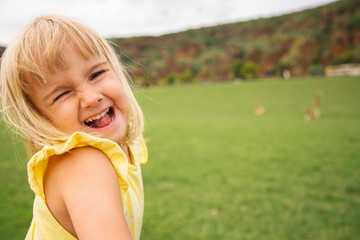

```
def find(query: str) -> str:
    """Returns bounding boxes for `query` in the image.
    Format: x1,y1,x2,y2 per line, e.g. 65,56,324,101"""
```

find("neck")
120,143,132,164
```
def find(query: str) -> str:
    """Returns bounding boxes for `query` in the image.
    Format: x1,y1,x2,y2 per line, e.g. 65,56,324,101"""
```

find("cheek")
47,104,80,133
118,90,131,116
106,82,130,111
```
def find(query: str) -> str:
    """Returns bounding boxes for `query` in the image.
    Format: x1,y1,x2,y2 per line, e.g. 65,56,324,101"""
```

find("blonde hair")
1,15,144,155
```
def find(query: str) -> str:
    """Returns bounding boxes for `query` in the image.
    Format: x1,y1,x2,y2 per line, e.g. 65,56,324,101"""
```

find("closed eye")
54,90,71,102
90,70,106,80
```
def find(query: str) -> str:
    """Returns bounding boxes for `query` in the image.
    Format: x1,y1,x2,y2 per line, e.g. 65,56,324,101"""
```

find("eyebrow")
43,60,109,103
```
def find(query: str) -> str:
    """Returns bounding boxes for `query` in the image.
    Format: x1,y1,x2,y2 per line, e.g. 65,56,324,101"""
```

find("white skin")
28,44,133,239
30,45,130,146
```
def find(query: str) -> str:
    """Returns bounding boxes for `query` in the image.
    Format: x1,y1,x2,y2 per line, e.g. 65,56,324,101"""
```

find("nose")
79,86,103,108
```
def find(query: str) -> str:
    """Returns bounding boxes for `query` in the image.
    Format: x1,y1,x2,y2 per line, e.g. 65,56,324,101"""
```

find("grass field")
1,76,359,239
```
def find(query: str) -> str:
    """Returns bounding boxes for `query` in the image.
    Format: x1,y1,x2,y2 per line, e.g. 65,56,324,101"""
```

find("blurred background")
1,0,360,239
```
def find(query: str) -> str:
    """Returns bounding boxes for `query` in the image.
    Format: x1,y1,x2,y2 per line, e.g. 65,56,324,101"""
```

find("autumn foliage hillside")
110,0,360,85
0,0,359,85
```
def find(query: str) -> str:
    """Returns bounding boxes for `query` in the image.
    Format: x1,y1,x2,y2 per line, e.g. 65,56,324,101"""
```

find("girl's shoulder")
44,144,120,192
46,146,113,179
28,132,130,199
42,145,120,237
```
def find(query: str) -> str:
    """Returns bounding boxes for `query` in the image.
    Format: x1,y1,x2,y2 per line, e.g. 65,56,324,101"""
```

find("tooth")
85,108,110,123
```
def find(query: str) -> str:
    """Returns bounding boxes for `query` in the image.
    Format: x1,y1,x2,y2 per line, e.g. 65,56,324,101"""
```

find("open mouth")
84,107,114,128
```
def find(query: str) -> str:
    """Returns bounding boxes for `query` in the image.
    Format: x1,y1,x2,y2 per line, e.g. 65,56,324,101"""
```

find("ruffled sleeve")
138,135,148,165
27,132,131,200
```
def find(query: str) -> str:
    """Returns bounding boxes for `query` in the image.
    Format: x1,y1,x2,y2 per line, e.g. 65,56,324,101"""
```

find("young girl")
1,15,147,240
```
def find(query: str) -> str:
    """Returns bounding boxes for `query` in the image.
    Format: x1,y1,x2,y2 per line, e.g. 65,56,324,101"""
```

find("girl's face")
28,45,130,144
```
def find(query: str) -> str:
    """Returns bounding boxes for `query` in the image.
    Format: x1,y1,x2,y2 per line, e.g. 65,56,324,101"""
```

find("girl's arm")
44,147,133,240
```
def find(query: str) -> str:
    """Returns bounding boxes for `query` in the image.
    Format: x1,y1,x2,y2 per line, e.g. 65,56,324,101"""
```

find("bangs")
20,15,106,86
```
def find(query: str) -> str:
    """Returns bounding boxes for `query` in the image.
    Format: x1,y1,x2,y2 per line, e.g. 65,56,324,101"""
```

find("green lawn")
1,76,360,239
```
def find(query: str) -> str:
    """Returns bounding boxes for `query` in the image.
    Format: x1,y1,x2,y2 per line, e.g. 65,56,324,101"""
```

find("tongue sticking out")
91,114,112,128
86,108,114,128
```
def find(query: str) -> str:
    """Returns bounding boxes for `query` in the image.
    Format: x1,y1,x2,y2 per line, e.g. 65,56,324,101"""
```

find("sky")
0,0,336,46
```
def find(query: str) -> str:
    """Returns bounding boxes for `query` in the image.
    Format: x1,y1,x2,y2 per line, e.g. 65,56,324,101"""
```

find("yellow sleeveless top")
25,132,148,240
